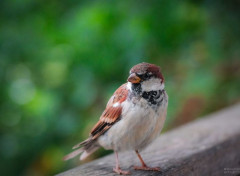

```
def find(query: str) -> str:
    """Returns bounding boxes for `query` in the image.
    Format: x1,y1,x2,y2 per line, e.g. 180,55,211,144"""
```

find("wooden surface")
57,103,240,176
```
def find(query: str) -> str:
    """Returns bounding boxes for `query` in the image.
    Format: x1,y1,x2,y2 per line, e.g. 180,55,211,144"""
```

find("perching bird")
63,62,168,175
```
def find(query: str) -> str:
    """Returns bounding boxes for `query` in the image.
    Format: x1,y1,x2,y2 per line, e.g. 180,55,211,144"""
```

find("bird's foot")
113,167,131,175
133,165,161,171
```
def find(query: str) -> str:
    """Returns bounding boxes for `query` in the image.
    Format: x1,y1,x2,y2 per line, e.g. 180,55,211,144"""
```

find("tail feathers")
63,148,83,161
72,138,91,149
79,146,99,160
63,138,99,161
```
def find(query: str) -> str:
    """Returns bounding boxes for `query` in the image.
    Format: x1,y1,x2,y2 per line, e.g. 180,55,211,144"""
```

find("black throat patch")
131,83,163,105
142,90,163,105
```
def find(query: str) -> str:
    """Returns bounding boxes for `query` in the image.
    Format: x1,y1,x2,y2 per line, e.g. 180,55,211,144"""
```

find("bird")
63,62,168,175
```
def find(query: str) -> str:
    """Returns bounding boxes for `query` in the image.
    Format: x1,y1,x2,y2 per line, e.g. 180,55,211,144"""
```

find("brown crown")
130,62,164,82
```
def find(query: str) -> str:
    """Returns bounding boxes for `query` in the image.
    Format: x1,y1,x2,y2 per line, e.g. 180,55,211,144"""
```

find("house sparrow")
63,62,168,175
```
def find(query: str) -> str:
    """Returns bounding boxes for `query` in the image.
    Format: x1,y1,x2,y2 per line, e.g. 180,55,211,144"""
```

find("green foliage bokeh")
0,0,240,175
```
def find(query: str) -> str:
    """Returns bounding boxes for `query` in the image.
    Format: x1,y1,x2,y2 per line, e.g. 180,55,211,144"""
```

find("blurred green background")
0,0,240,175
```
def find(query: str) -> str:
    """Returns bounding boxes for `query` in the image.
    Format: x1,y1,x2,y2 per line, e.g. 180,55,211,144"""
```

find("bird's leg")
133,150,161,171
113,151,131,175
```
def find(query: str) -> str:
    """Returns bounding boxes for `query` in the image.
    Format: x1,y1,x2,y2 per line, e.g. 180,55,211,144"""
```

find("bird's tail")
63,138,99,161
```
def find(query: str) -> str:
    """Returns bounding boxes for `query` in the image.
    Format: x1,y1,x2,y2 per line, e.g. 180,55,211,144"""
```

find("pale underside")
98,92,168,151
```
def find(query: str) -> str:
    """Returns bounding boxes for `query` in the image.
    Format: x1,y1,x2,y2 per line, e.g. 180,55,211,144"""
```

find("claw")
133,165,161,171
113,167,131,175
134,150,161,172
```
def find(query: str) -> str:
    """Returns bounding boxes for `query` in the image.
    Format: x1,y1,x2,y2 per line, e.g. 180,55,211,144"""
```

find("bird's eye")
147,72,152,77
143,72,152,79
143,73,149,79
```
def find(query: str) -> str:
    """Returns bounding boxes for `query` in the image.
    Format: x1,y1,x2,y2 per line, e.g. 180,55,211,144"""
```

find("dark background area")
0,0,240,175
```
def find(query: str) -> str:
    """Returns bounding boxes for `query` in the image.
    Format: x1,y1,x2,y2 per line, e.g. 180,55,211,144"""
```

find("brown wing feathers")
89,83,127,137
63,84,128,160
72,84,128,150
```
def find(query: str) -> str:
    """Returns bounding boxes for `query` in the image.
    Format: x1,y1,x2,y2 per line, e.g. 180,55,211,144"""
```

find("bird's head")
127,62,165,92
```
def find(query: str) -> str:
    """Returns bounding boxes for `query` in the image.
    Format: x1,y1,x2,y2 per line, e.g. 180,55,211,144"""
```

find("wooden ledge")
57,103,240,176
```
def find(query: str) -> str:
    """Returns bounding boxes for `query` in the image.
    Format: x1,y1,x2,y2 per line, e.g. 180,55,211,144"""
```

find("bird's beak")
127,73,141,83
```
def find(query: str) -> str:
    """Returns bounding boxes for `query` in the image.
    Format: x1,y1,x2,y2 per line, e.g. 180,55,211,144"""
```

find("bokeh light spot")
8,78,36,105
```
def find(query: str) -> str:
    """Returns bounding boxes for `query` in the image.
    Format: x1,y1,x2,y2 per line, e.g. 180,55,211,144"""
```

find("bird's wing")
71,83,129,150
90,83,129,139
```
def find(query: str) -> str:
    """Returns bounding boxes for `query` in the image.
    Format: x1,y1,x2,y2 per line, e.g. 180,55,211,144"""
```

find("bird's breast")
98,94,168,151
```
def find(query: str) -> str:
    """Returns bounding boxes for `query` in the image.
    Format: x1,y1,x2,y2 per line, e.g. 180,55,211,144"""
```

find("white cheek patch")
141,78,164,91
113,102,120,107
